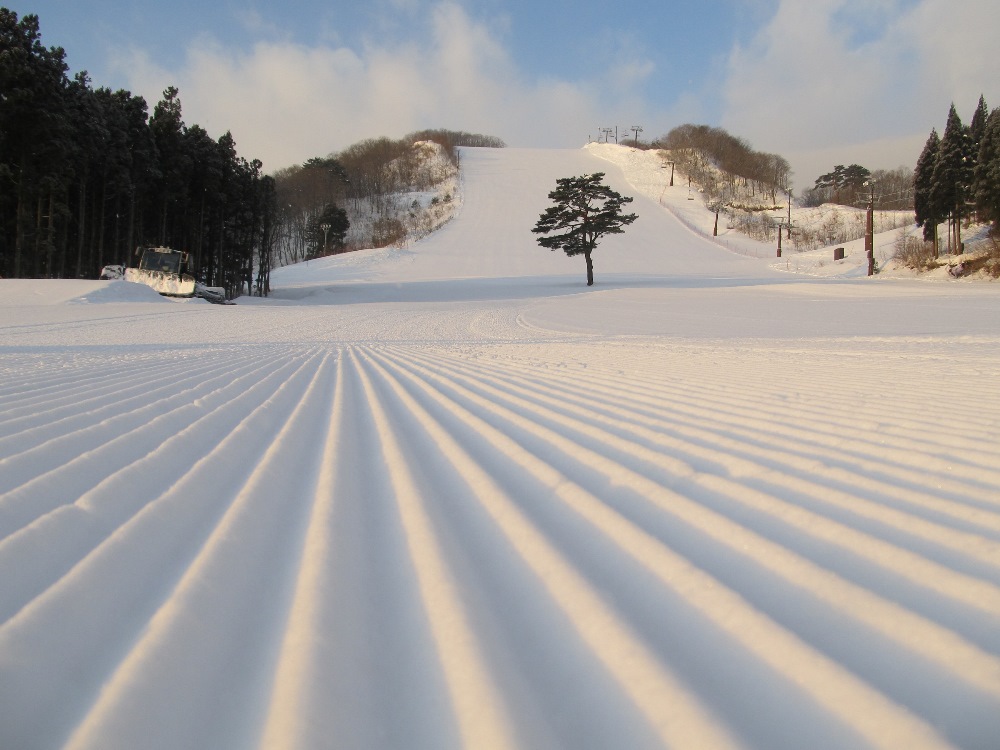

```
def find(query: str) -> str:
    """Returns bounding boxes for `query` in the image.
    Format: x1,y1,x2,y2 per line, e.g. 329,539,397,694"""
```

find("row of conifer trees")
914,95,1000,255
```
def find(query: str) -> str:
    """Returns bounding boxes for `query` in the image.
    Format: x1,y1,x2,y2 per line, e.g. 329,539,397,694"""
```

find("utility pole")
855,181,877,275
786,190,793,239
774,215,795,257
865,185,875,276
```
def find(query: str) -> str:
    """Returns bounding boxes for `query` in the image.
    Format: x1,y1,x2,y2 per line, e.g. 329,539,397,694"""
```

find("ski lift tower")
663,160,675,186
320,223,331,256
773,213,796,257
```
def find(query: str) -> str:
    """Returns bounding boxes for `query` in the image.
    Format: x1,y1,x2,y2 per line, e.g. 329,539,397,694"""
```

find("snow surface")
1,146,999,750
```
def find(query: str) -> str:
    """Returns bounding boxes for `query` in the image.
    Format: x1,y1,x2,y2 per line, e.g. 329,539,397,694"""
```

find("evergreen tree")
0,10,73,277
181,124,214,274
255,175,279,296
112,89,157,261
913,128,942,250
974,108,1000,229
970,94,989,156
148,86,191,246
532,173,637,286
211,131,243,294
309,203,350,256
65,74,109,277
930,104,974,253
813,164,870,205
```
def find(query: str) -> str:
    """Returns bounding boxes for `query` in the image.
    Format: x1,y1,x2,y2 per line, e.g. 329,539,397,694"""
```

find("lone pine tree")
532,173,637,286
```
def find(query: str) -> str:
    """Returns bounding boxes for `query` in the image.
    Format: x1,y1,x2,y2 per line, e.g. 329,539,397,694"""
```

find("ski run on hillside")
1,146,999,750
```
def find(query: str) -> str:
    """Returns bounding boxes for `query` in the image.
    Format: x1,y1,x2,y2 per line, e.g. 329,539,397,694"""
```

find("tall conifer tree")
930,105,974,253
914,128,942,253
974,108,1000,229
970,94,990,156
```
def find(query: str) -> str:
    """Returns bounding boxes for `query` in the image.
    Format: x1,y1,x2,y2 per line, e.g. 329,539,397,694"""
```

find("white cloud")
896,0,1000,108
112,1,637,172
719,0,1000,188
233,8,286,40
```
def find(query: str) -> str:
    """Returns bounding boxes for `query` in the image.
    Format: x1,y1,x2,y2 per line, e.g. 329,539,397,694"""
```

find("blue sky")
9,0,999,189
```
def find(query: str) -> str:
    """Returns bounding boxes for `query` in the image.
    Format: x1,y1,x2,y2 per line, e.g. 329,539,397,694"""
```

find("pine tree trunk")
160,199,169,246
14,176,25,278
35,194,44,276
127,191,136,260
46,192,56,277
97,179,108,271
113,194,121,267
585,249,594,286
76,178,86,277
196,189,205,272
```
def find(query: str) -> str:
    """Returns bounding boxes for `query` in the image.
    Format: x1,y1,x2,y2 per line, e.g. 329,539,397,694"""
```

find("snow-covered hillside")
1,146,999,750
344,140,462,251
586,143,997,281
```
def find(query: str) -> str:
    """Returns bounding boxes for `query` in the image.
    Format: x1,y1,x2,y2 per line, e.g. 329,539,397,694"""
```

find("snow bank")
1,279,169,306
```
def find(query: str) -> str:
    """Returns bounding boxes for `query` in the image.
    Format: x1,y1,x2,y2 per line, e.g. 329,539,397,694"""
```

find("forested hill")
269,130,506,271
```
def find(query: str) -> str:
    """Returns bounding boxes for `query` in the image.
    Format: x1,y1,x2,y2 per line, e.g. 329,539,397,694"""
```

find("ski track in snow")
1,147,999,750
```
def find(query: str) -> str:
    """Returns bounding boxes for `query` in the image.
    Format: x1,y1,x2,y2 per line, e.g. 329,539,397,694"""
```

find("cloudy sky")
11,0,999,190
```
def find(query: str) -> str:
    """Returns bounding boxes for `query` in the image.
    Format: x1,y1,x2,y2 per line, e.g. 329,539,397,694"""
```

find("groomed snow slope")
1,147,999,750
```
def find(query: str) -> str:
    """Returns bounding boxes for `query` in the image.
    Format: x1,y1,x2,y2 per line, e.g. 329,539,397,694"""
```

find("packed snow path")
1,148,999,750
